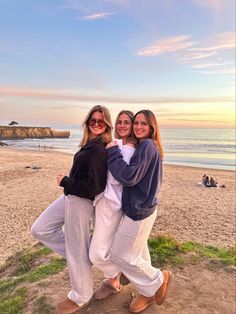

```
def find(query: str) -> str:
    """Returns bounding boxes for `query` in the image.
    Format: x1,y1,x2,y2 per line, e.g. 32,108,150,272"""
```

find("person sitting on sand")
203,175,211,187
210,177,218,187
202,174,206,184
201,175,225,188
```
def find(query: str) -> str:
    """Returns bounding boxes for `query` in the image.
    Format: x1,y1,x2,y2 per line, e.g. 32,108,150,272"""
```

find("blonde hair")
114,110,137,146
134,110,164,159
79,105,112,147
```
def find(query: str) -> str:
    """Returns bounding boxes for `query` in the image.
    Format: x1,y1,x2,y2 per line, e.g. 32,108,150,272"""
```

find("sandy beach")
0,147,235,264
0,146,235,314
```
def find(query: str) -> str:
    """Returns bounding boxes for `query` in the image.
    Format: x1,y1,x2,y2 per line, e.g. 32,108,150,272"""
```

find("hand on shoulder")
106,140,118,149
125,142,136,148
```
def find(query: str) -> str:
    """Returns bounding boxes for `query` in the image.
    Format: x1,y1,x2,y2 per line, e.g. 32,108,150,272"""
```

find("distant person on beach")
95,110,172,313
202,175,211,187
201,174,225,188
30,105,112,314
209,177,218,187
89,110,137,298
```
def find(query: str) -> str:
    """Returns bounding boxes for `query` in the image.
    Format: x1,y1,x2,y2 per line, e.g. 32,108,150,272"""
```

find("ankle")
108,277,120,289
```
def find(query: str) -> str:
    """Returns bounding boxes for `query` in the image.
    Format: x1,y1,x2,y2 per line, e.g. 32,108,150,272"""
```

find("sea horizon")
1,125,235,171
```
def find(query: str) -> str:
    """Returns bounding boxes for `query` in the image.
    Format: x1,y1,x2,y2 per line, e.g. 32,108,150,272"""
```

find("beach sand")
0,147,235,263
0,147,235,314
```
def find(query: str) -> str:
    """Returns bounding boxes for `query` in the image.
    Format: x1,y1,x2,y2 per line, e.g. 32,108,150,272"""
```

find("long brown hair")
134,110,164,159
114,110,137,146
79,105,112,147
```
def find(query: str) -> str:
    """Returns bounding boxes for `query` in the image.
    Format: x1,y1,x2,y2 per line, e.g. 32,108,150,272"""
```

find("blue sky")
0,0,235,128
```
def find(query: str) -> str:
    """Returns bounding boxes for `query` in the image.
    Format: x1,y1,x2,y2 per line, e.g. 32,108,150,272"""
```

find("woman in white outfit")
30,105,112,314
105,110,172,313
89,110,137,298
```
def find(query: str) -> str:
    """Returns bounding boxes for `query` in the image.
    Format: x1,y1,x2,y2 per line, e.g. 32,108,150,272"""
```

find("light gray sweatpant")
110,210,164,297
30,194,94,305
89,196,152,279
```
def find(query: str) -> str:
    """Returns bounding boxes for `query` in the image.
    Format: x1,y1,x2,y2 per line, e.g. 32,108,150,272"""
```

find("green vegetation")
0,238,235,313
0,258,66,295
181,241,236,266
0,244,52,275
148,235,236,267
35,295,56,314
0,287,27,314
0,243,66,313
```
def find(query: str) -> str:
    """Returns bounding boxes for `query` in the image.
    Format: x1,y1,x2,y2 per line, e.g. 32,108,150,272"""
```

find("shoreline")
2,145,235,172
0,147,235,264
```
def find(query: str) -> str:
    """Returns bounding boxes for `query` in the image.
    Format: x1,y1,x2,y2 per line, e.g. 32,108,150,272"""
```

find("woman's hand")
56,174,64,186
106,140,118,149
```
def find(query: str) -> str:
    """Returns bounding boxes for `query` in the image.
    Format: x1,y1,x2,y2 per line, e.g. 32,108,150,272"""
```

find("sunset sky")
0,0,235,128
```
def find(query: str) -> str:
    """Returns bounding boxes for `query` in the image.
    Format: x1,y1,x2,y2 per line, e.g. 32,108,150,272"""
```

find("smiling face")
133,113,151,140
115,113,133,140
88,111,107,139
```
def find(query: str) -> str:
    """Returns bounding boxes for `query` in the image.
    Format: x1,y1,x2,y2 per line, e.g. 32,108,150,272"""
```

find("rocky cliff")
0,126,70,139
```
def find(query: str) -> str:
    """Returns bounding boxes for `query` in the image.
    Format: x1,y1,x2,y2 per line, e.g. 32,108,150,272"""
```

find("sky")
0,0,235,128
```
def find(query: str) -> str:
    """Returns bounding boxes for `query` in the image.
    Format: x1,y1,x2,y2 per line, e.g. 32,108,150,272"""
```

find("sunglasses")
88,118,106,128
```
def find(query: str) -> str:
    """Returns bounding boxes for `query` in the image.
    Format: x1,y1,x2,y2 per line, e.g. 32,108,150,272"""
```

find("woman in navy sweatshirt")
31,105,112,314
106,109,172,313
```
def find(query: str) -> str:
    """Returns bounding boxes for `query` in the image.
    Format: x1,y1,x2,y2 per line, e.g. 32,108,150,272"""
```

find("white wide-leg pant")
89,197,123,278
89,197,152,279
31,194,94,305
110,210,164,297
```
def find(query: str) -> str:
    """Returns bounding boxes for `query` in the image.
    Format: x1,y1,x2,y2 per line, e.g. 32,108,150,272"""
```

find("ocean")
2,126,235,171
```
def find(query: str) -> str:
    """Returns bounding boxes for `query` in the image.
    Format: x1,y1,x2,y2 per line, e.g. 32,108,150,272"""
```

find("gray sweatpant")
31,194,94,305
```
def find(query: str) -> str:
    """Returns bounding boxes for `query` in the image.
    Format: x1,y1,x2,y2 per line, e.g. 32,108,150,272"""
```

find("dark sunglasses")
88,118,106,128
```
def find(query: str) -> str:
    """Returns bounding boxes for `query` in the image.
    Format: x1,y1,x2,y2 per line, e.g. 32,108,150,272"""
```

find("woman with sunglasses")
105,110,172,313
31,105,112,314
89,110,137,298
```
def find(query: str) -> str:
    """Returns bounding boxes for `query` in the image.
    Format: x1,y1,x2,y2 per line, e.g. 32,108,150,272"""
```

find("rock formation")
0,126,70,139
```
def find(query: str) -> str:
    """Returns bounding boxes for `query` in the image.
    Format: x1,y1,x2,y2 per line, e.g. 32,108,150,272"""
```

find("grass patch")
0,287,27,314
0,258,66,296
0,244,66,313
0,238,234,314
0,244,52,276
182,242,236,266
149,236,236,267
148,236,182,266
35,295,56,314
22,257,67,282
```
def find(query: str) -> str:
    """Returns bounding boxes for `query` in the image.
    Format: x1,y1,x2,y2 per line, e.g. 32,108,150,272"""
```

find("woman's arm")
108,140,160,187
60,144,107,199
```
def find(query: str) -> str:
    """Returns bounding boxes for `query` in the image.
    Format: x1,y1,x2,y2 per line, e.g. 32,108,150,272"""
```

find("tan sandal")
94,279,122,300
155,270,172,305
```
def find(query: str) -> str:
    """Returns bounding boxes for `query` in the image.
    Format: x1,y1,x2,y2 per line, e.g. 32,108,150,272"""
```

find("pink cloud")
191,61,231,68
192,0,222,11
181,51,217,61
80,11,116,20
0,85,233,104
137,35,196,56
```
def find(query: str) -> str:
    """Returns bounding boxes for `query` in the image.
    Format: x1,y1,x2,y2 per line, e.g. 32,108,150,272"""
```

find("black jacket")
60,137,107,200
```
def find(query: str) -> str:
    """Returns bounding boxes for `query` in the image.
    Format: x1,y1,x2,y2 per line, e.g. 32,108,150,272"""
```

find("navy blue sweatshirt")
60,137,107,200
107,139,162,221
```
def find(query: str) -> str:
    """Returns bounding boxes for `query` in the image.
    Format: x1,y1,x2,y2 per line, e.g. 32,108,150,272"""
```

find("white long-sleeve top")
93,139,135,210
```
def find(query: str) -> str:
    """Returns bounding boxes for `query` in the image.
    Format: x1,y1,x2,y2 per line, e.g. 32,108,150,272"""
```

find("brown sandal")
94,279,122,300
155,270,172,305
